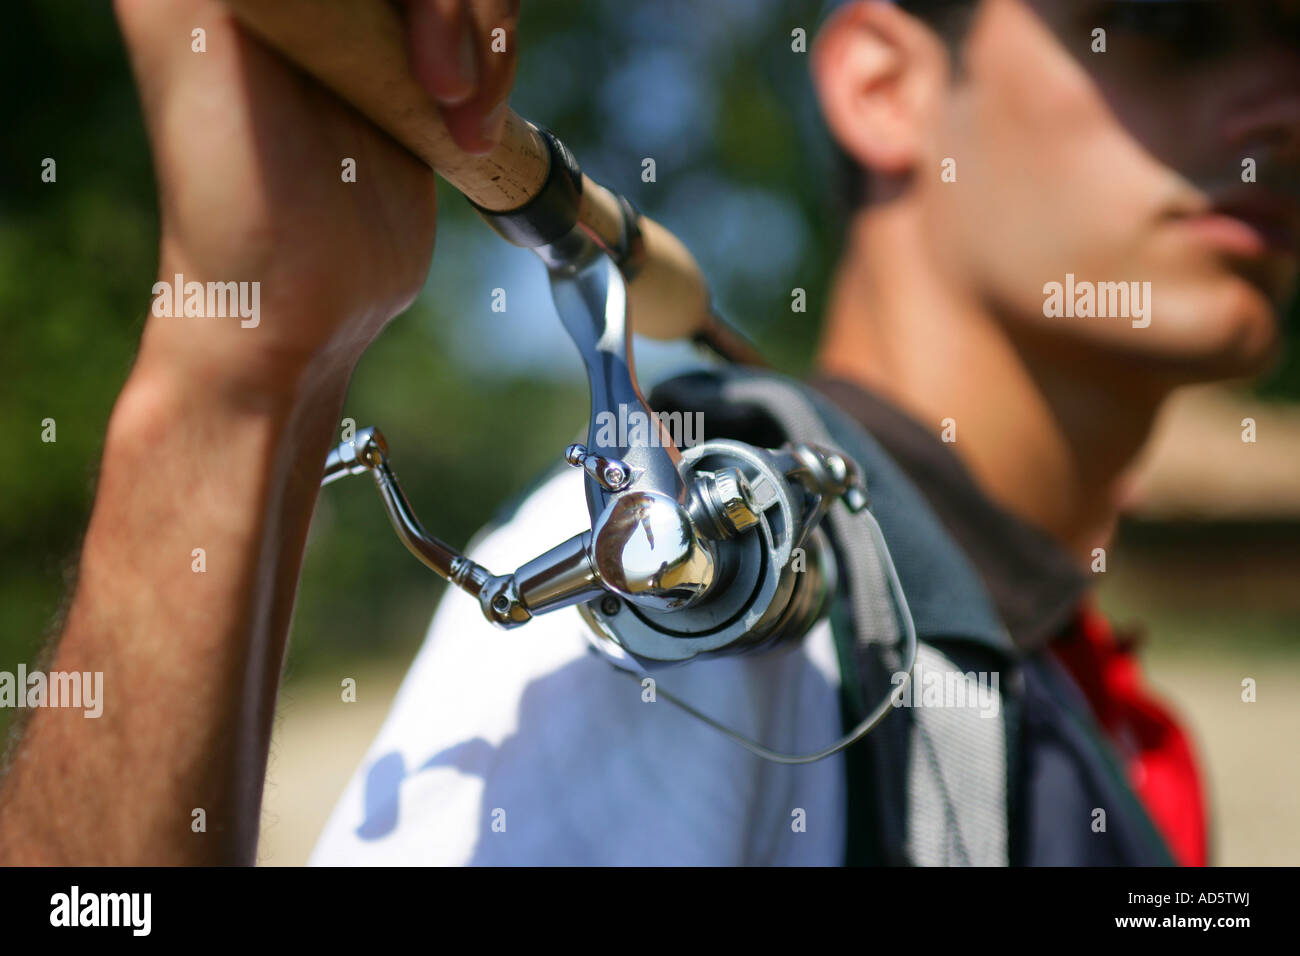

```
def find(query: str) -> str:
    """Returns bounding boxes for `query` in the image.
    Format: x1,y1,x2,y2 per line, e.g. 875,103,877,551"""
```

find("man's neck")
816,205,1168,562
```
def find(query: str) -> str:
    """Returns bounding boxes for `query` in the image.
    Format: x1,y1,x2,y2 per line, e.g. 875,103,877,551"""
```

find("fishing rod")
224,0,916,762
224,0,759,361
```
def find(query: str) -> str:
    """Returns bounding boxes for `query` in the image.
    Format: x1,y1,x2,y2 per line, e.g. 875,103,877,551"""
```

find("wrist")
113,332,356,478
134,311,359,419
139,248,371,407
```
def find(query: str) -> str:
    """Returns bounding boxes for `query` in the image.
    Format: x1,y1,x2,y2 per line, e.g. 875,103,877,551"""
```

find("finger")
438,0,519,155
404,0,478,106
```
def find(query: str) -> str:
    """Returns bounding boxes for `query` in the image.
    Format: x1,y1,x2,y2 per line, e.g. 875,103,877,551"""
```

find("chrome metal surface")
578,438,821,664
589,490,717,612
514,531,604,616
564,443,634,493
318,427,603,630
321,426,385,486
547,252,688,520
698,466,760,536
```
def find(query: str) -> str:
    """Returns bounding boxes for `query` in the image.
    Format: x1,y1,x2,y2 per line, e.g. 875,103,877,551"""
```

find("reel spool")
580,439,841,666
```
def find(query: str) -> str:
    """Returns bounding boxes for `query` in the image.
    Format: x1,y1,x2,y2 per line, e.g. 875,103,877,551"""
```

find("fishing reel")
320,126,871,671
202,1,917,764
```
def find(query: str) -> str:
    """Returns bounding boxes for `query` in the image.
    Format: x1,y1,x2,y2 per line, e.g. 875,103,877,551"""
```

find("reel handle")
220,0,718,345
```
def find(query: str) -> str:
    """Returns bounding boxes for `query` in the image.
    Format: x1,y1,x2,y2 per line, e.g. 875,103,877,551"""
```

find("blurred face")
923,0,1300,381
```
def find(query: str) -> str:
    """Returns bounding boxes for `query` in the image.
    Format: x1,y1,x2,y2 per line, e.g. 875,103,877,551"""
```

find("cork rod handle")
221,0,718,343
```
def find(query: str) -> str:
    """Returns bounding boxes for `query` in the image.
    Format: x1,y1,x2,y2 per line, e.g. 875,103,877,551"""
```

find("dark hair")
833,0,976,209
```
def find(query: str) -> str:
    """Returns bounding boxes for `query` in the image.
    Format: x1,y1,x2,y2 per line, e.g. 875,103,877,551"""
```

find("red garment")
1051,604,1209,867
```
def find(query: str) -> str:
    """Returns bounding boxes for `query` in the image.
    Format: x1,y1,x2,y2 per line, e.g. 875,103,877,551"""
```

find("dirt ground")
257,652,1299,866
1139,645,1300,866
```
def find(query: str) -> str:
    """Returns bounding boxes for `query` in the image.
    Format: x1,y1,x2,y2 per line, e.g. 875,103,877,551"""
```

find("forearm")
0,324,349,865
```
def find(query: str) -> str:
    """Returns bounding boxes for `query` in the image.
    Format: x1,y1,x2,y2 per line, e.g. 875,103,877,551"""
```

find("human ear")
812,0,951,177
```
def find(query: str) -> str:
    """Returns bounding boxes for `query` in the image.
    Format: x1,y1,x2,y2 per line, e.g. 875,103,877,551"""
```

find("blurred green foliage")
1,0,1297,744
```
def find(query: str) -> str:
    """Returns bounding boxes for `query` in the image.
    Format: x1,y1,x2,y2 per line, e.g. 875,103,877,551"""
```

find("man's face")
925,0,1300,382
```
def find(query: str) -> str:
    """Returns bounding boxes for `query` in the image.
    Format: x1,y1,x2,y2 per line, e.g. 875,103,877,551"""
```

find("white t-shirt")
310,467,847,865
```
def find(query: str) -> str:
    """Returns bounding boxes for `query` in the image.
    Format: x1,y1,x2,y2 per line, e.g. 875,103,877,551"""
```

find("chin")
1142,283,1285,383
